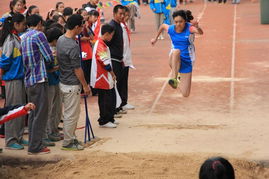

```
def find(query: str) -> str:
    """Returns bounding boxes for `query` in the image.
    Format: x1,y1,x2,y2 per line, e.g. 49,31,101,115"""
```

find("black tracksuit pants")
112,61,129,112
97,88,116,125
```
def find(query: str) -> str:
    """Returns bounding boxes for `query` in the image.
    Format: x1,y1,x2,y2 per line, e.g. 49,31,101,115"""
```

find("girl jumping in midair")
151,10,203,97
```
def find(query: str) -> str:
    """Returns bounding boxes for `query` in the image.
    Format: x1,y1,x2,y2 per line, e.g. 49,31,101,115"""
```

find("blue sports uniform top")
167,22,195,73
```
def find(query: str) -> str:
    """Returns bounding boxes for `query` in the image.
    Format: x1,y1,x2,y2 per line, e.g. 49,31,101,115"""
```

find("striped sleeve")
35,32,53,63
0,106,29,125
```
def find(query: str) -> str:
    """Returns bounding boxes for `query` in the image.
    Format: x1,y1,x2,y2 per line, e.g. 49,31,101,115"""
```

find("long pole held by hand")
78,34,95,143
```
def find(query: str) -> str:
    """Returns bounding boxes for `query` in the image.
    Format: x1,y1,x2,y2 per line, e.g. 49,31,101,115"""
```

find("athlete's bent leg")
171,49,180,79
179,72,192,97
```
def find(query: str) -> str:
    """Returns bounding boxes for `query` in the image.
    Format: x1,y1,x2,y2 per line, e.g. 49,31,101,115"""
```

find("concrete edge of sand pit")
0,153,66,167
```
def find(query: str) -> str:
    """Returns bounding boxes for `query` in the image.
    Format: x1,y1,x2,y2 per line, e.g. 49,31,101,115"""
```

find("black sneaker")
61,140,84,151
48,134,62,142
43,139,55,147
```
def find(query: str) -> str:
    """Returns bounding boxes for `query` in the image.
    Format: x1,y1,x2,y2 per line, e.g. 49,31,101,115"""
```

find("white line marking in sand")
230,5,237,111
149,71,172,114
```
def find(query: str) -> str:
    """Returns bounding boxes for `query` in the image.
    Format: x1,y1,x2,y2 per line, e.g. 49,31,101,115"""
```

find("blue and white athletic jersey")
168,23,195,63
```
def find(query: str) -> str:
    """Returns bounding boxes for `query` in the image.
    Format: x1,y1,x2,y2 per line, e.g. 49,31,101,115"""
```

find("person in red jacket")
90,24,118,128
0,103,35,153
79,9,99,96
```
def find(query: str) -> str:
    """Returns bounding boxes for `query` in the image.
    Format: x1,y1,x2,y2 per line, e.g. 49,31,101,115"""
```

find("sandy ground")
1,0,269,178
2,152,269,179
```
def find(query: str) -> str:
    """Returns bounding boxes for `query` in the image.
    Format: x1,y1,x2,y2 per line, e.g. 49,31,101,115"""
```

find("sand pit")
1,151,269,179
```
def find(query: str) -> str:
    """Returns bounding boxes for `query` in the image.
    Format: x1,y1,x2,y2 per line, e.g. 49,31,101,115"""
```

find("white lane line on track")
197,0,208,22
149,71,172,115
230,4,237,111
148,0,208,115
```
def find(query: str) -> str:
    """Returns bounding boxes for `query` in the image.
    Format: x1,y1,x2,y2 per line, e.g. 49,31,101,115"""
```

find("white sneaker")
114,114,122,118
113,120,120,124
99,122,117,128
122,104,135,110
118,109,127,114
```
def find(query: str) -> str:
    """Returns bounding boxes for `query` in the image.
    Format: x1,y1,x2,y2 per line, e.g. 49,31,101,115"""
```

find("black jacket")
107,20,123,61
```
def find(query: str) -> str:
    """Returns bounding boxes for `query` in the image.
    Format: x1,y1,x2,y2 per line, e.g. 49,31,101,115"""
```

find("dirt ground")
1,0,269,178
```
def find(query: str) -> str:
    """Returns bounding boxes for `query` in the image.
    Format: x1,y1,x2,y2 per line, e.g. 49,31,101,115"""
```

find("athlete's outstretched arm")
190,21,203,35
151,24,169,46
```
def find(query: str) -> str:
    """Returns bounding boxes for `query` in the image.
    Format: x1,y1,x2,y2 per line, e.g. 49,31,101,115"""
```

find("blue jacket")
170,0,177,8
121,0,138,6
0,34,24,81
149,0,164,14
149,0,171,24
47,70,60,86
47,46,60,86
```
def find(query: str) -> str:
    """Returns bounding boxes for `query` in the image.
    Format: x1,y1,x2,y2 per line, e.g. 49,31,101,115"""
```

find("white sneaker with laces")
113,120,120,124
122,104,135,110
114,114,122,118
118,109,127,114
100,122,117,128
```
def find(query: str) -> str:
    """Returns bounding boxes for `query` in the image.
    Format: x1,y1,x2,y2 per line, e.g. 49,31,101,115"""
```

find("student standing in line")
2,0,24,18
151,10,203,97
91,24,118,128
44,27,63,142
20,0,27,14
121,7,135,111
56,2,65,15
77,8,93,94
83,0,103,41
149,0,170,40
107,5,126,117
80,10,99,96
25,5,40,18
57,14,90,151
52,15,66,27
121,0,139,32
63,7,73,22
0,13,27,150
21,14,54,154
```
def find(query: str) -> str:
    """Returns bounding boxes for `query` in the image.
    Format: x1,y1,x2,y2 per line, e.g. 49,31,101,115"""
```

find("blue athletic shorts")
179,57,193,73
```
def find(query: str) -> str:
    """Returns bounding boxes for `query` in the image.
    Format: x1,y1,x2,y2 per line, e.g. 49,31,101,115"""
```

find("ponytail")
0,13,25,46
185,10,194,22
172,9,194,22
